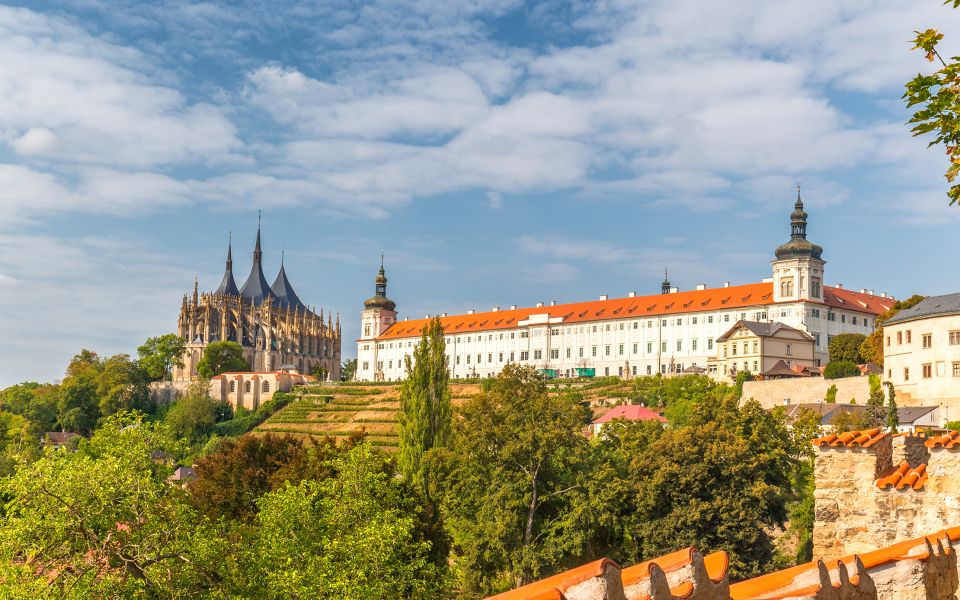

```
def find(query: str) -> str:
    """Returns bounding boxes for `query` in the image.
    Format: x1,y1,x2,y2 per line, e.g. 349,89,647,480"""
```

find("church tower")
359,257,397,382
772,187,825,303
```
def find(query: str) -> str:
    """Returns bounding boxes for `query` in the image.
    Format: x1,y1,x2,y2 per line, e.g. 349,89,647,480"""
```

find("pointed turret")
239,216,273,305
215,233,240,296
270,250,306,309
661,268,671,295
775,186,823,260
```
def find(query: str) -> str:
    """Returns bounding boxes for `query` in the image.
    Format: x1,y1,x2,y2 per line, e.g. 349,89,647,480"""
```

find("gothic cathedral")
172,224,341,381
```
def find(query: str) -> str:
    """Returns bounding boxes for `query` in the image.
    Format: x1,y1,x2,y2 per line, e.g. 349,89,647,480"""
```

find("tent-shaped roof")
214,235,240,296
593,404,667,424
271,255,305,309
239,226,273,305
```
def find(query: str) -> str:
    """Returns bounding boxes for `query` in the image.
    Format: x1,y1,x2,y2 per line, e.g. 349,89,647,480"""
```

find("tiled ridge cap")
876,462,928,491
925,430,960,448
620,548,728,587
729,527,960,599
811,428,887,448
486,558,619,600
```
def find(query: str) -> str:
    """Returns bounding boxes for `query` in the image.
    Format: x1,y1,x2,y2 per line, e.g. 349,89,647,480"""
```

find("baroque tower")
358,257,397,382
772,187,825,303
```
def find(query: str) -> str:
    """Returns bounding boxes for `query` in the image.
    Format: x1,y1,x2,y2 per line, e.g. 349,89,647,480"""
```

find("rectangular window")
510,352,515,361
619,323,624,331
742,342,748,354
692,317,698,324
731,344,736,356
477,354,482,364
647,342,653,353
605,345,611,356
579,347,584,358
499,352,503,362
676,318,682,325
692,339,698,351
923,334,932,348
811,309,820,318
592,346,597,357
951,331,960,345
618,344,624,355
533,350,542,360
661,341,667,353
923,363,932,378
566,348,571,358
633,343,638,354
632,366,637,375
362,361,369,370
646,365,652,374
752,341,758,353
841,315,846,323
827,312,835,322
814,333,821,346
906,330,912,343
886,336,891,347
708,338,714,350
551,349,559,359
897,331,903,344
953,362,960,377
786,344,792,356
904,367,910,381
633,322,638,329
520,351,529,361
708,316,714,324
724,314,730,322
488,353,493,363
456,356,461,365
605,324,611,331
604,367,610,376
753,361,758,371
466,355,471,364
853,317,858,325
676,340,682,351
661,320,667,327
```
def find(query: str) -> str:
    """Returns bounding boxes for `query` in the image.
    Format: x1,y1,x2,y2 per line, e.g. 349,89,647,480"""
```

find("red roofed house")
357,192,894,382
209,370,314,410
591,404,667,436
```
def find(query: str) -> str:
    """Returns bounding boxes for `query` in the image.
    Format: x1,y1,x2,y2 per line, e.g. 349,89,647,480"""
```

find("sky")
1,0,959,387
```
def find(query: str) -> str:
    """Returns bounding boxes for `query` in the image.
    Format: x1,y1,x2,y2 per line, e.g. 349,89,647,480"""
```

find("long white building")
356,193,895,382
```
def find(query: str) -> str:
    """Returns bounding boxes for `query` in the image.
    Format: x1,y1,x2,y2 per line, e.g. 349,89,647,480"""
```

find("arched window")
244,380,252,393
780,279,794,297
262,380,270,392
229,380,236,393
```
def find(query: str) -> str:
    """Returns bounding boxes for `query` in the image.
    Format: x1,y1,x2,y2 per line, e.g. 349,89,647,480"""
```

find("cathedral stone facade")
172,225,341,382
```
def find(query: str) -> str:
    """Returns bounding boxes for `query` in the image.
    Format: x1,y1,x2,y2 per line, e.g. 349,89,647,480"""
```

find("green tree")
734,370,754,400
828,333,867,364
431,364,588,593
886,383,899,432
825,384,838,403
823,361,860,380
0,382,59,436
233,443,447,598
398,317,451,494
0,413,222,596
57,351,102,435
859,295,926,366
165,382,217,446
341,358,358,381
866,374,886,427
137,333,186,381
830,408,874,434
196,341,249,378
905,17,960,204
96,353,151,417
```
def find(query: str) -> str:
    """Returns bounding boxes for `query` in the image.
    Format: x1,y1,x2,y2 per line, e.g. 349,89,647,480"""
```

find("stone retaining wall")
742,375,870,409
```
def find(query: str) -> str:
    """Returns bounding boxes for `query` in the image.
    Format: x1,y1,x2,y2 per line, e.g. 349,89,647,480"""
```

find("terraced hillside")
257,383,481,452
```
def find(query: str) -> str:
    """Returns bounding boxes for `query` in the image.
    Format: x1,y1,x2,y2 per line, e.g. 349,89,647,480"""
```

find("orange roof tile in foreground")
377,283,894,341
811,428,888,448
926,430,960,448
487,558,621,600
876,462,928,490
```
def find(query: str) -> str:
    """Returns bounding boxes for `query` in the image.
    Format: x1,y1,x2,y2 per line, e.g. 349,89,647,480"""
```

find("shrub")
823,361,860,380
824,384,838,404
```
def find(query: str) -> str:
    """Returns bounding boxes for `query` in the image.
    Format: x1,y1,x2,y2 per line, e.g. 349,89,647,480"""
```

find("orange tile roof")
925,430,960,448
876,462,928,490
812,428,888,448
486,558,620,600
377,283,893,341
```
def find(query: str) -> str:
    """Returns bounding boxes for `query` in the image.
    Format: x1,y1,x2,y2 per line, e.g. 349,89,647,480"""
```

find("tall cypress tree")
398,317,451,493
885,383,899,433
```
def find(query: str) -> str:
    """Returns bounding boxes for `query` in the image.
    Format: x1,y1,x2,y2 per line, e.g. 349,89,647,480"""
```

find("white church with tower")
355,191,893,382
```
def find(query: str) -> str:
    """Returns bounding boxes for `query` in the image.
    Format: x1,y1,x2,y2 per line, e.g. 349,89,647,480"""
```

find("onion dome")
364,256,396,311
661,268,671,295
239,219,273,305
774,187,823,260
270,251,305,309
214,233,240,296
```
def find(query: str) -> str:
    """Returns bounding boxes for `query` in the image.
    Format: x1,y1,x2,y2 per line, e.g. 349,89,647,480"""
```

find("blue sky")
1,0,959,387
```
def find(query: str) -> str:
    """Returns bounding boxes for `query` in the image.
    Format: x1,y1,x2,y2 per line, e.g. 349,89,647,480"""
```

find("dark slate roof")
885,293,960,325
897,406,938,424
270,261,305,310
716,320,812,342
239,228,273,305
214,238,240,296
763,360,803,377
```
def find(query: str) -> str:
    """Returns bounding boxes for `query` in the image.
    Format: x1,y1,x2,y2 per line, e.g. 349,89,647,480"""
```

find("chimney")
442,312,447,317
869,290,875,295
550,300,557,306
467,309,475,315
599,294,608,301
670,287,678,294
836,283,843,289
880,292,887,299
724,282,730,288
860,288,867,294
696,284,706,291
628,291,636,298
404,317,409,321
492,306,500,312
510,305,517,310
535,302,544,308
425,314,431,318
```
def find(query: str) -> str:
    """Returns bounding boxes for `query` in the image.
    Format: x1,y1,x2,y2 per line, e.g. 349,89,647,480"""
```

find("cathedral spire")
215,232,240,296
270,248,305,310
239,215,273,305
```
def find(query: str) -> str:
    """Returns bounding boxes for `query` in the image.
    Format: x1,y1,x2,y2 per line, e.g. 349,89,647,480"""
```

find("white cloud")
12,127,58,155
487,191,503,209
